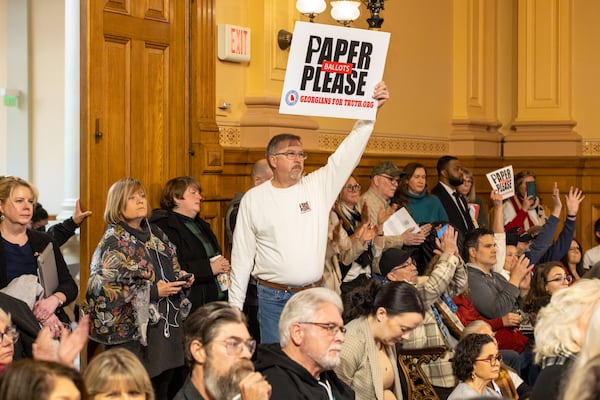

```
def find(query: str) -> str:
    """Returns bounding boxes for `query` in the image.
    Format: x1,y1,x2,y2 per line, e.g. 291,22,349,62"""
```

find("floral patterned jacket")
85,221,181,345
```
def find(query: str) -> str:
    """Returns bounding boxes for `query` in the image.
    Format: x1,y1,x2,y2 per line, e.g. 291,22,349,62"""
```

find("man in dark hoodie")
255,287,354,400
174,301,271,400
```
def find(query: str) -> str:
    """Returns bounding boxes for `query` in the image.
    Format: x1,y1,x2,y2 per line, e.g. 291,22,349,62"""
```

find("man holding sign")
280,21,390,120
229,83,389,343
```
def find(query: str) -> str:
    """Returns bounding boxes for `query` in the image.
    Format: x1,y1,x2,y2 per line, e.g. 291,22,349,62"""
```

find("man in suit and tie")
431,156,475,235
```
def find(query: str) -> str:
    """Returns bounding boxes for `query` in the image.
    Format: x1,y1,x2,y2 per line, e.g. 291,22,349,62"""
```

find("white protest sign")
280,21,390,120
486,165,515,200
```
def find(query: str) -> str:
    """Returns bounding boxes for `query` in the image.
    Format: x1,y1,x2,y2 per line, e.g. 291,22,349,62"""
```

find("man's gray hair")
461,320,492,338
534,279,600,363
278,287,343,346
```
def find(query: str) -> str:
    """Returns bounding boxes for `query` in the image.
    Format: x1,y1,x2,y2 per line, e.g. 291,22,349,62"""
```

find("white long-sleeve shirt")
229,119,375,309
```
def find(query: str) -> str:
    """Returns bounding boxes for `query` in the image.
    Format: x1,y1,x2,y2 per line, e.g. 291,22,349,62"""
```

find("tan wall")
214,1,600,154
215,0,454,140
573,0,600,139
215,0,251,123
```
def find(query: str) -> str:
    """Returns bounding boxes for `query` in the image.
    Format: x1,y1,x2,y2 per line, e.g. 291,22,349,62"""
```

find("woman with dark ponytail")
336,280,425,400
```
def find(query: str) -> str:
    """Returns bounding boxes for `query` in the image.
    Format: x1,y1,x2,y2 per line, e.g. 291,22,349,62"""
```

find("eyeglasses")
272,151,308,161
546,275,573,284
344,184,361,192
214,337,256,356
391,259,415,272
298,322,346,336
0,326,18,345
475,353,502,366
379,174,400,185
568,246,581,252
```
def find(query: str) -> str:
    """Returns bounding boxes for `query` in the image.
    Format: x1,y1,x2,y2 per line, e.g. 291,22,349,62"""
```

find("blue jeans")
257,283,295,344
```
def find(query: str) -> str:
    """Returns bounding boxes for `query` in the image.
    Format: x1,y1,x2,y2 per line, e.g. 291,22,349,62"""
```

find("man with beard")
431,155,475,235
173,302,271,400
255,287,354,400
230,82,390,343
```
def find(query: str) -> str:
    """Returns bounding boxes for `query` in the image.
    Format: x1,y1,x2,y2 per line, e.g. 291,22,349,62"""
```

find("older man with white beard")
255,287,354,400
173,302,271,400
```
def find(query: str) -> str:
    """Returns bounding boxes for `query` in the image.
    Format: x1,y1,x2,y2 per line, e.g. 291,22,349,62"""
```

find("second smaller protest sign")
486,165,514,199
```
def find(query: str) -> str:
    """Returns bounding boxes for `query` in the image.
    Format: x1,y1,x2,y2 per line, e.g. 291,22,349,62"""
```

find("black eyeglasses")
344,184,361,192
379,174,400,185
546,275,573,284
475,353,502,366
0,326,18,345
214,337,256,356
273,151,308,160
298,322,346,336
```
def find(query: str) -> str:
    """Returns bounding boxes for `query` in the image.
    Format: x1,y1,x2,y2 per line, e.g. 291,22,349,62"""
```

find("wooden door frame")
80,0,218,298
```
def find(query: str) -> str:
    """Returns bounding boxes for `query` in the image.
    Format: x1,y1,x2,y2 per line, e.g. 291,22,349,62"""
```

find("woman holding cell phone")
150,176,230,312
502,171,547,234
85,177,193,399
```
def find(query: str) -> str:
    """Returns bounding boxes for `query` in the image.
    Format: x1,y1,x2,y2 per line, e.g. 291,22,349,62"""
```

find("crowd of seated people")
2,136,600,400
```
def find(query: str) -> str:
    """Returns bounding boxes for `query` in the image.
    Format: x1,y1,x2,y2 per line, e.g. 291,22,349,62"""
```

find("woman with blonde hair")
84,348,154,400
0,176,77,337
531,279,600,400
85,177,194,399
559,300,600,400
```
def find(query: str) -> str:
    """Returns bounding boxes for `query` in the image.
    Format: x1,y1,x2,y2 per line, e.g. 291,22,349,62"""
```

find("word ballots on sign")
280,22,390,120
486,165,515,200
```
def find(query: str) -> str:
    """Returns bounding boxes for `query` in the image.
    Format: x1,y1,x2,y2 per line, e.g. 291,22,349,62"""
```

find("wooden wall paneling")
81,0,188,297
214,152,600,256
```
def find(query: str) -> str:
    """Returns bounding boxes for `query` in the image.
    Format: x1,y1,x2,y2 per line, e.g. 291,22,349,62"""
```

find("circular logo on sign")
285,90,299,106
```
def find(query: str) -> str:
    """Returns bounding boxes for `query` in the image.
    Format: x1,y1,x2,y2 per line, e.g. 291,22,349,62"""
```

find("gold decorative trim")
319,133,449,155
219,126,241,146
583,141,600,156
220,125,450,155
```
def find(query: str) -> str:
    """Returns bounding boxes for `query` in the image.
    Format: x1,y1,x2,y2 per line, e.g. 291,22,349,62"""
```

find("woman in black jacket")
151,176,230,311
0,176,77,336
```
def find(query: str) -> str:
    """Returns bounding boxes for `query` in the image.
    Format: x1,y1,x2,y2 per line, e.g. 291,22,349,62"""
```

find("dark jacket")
0,229,78,323
431,183,475,234
173,377,205,400
46,217,78,247
531,356,575,400
150,209,222,311
255,343,355,400
0,293,40,359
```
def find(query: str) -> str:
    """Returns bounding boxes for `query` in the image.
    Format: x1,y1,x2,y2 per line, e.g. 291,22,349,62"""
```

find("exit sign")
218,24,251,63
4,95,17,107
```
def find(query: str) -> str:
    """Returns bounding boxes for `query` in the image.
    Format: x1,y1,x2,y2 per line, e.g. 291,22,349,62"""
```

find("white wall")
0,0,7,173
30,0,66,216
0,0,66,215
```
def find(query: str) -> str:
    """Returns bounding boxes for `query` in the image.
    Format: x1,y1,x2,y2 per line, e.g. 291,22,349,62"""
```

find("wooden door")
80,0,189,290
